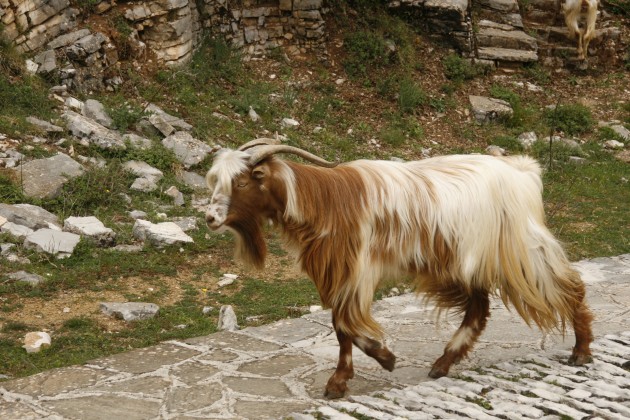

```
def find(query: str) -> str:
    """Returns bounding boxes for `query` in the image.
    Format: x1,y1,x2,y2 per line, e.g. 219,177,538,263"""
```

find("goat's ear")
252,164,269,180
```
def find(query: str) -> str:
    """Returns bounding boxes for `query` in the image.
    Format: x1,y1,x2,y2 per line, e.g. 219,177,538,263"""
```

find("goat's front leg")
325,316,354,399
353,336,396,372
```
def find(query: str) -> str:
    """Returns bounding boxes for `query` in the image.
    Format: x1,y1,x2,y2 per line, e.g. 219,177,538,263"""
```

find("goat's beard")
229,218,267,269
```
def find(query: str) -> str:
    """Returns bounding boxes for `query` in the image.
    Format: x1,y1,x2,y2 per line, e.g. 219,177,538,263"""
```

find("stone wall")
388,0,473,55
0,0,78,52
201,0,327,60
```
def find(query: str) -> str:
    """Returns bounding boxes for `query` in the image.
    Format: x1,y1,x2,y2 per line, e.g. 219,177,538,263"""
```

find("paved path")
1,254,629,419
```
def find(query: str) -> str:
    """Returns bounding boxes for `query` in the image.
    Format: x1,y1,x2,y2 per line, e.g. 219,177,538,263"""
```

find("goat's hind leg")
567,279,594,366
429,289,490,378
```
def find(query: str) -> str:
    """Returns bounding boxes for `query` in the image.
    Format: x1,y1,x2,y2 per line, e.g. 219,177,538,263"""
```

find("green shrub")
443,54,485,84
343,30,391,78
398,78,427,114
47,161,134,218
544,104,594,136
605,0,630,17
491,135,525,152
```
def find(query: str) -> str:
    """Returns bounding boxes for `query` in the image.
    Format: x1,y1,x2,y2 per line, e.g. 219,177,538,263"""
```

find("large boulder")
13,153,84,199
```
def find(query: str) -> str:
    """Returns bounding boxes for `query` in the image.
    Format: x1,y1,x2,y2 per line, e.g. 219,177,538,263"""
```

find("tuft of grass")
543,104,594,136
398,77,427,114
0,169,25,204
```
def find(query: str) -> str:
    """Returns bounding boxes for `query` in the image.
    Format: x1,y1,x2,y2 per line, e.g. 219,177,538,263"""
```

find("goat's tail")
497,223,584,333
495,155,583,332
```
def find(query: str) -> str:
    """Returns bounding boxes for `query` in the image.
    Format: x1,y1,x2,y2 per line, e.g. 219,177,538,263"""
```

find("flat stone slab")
100,302,160,322
0,203,60,230
477,46,538,62
469,95,514,122
0,255,628,419
23,228,81,257
6,271,44,286
64,216,116,247
162,131,214,169
132,219,193,247
63,110,125,149
13,153,84,199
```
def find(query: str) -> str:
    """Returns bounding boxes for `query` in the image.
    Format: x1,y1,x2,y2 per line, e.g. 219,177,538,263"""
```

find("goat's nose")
205,214,215,225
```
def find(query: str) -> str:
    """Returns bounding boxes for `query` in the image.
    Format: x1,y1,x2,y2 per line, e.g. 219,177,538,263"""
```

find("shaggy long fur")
206,150,593,397
563,0,599,60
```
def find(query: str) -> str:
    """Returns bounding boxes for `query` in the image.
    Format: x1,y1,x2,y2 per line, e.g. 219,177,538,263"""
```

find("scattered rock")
218,305,239,331
281,118,300,128
13,153,84,199
178,171,207,189
165,186,185,206
23,332,51,354
0,204,61,230
7,271,45,286
248,106,260,122
610,124,630,141
469,95,513,122
1,222,34,241
63,216,116,247
148,114,175,137
202,306,213,315
218,273,238,287
129,210,148,220
144,104,192,132
24,228,81,258
569,156,587,164
486,145,506,156
63,110,125,149
100,302,160,322
603,139,625,150
172,217,198,232
162,132,214,169
518,131,537,148
132,219,194,247
26,116,63,133
82,99,113,128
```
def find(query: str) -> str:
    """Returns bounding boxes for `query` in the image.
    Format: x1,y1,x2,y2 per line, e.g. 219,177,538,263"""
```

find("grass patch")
443,54,486,85
343,30,392,79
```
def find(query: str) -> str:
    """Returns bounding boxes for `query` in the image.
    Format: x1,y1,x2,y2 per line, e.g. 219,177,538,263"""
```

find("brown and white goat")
563,0,599,60
205,139,593,399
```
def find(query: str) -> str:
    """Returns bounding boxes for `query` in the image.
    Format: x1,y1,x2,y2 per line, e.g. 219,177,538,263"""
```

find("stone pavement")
1,254,629,419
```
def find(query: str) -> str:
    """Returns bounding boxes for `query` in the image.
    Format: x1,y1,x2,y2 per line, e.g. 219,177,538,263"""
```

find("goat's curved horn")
237,137,281,152
249,145,338,168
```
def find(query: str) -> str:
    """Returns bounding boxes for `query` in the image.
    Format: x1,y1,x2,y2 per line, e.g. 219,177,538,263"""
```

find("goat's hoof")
378,351,396,372
324,381,348,400
568,353,593,366
428,365,449,379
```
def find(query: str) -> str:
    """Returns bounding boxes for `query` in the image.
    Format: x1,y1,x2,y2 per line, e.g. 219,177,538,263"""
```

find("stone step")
477,46,539,62
476,25,538,50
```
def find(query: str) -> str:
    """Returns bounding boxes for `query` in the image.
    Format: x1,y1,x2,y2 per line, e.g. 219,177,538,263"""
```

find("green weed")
443,54,486,84
343,30,392,78
398,78,427,114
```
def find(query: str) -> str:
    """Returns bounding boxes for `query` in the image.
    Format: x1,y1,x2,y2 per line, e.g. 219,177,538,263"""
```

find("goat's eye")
237,181,248,188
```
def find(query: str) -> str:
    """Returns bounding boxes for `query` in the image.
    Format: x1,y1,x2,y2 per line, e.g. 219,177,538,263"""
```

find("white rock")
25,60,39,74
100,302,160,321
132,219,193,247
248,106,260,122
218,305,239,331
65,97,84,111
309,305,323,313
281,118,300,128
603,139,625,150
165,186,185,206
518,131,537,148
202,306,213,315
1,221,34,240
24,229,81,258
64,216,116,247
23,332,51,353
